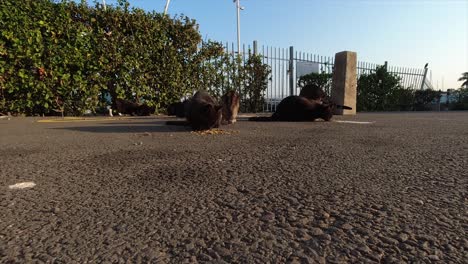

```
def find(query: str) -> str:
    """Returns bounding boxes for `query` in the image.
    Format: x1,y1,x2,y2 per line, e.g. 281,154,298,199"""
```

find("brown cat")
221,90,240,125
249,95,351,122
166,91,222,131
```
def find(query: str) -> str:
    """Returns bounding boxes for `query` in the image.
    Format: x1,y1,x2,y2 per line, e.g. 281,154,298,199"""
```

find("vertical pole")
253,40,258,55
241,43,246,111
102,0,107,10
281,49,287,98
446,89,451,108
164,0,171,15
234,1,242,108
438,96,441,111
262,44,266,112
236,0,241,57
289,46,294,96
420,67,428,90
331,51,357,115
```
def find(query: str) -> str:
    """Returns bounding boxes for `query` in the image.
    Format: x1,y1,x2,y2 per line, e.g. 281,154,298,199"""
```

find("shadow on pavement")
51,120,191,133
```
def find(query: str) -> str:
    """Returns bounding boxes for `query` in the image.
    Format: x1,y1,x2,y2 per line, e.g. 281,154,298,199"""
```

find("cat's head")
192,103,223,130
299,84,327,101
318,102,335,121
319,101,353,121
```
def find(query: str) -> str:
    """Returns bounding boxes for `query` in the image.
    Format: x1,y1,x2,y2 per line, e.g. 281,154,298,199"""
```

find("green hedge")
448,88,468,110
1,0,269,115
357,66,443,111
296,66,449,111
297,72,333,96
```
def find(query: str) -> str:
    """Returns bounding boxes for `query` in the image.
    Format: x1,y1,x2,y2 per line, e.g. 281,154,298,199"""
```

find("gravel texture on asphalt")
1,112,467,263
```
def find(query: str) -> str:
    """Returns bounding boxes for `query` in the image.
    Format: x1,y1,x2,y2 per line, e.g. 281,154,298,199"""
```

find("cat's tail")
248,116,273,122
336,105,353,110
166,120,189,126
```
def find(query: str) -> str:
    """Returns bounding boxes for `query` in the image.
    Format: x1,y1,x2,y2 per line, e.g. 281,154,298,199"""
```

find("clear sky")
98,0,467,90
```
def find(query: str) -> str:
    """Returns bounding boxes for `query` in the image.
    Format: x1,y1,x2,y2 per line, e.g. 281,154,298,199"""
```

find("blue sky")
97,0,467,89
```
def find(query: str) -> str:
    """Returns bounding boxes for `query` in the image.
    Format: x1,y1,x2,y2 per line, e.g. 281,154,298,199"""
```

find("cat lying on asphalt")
167,90,239,125
166,91,223,130
249,95,352,122
167,100,190,118
166,90,240,130
115,99,154,116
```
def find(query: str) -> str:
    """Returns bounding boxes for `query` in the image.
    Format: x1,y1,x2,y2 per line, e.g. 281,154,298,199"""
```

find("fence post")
289,46,294,96
331,51,357,115
420,64,429,90
253,40,257,55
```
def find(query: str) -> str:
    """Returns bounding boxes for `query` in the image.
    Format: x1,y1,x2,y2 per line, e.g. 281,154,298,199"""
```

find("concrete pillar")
331,51,357,115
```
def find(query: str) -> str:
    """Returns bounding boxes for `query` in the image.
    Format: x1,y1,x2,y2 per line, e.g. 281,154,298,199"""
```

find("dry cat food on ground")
191,128,240,135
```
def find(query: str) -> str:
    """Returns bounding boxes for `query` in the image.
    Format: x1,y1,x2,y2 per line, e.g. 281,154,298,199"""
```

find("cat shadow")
51,120,191,133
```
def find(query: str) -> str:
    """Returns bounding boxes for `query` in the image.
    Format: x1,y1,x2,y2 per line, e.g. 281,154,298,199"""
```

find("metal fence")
222,41,431,112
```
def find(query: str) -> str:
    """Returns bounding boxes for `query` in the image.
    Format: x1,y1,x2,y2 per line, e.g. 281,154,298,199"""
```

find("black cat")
299,83,327,102
166,91,222,130
115,99,154,116
167,100,190,118
249,95,352,122
167,90,239,124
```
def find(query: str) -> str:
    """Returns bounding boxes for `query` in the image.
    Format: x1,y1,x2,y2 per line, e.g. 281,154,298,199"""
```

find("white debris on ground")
8,182,36,190
0,112,12,120
334,120,375,124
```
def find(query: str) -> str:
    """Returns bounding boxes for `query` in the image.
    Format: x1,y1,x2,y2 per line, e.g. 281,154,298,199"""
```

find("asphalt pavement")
1,112,467,263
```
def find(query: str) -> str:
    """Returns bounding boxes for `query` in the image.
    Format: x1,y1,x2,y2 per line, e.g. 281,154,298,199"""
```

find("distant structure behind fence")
221,41,433,112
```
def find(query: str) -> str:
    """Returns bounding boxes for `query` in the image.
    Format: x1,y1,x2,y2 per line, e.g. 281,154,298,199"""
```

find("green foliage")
297,72,333,96
413,89,442,111
356,65,447,111
242,54,271,112
357,65,406,111
356,65,446,111
448,88,468,110
458,72,468,88
385,87,416,111
0,0,270,115
196,50,271,113
196,45,243,100
187,41,226,99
